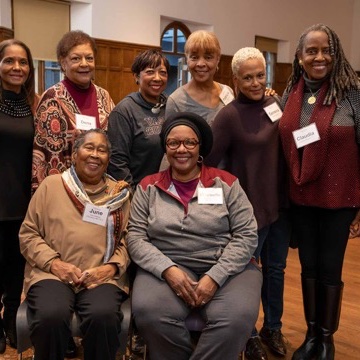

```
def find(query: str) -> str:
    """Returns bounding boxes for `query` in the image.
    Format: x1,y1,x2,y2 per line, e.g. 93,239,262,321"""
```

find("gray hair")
231,47,265,75
73,128,111,155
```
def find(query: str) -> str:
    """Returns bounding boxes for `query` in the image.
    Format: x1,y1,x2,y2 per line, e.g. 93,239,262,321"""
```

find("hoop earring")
197,155,204,164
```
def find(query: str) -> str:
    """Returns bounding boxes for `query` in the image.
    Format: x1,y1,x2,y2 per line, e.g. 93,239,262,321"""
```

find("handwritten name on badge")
220,91,233,106
198,188,223,204
82,203,109,226
264,102,282,122
292,123,320,149
75,114,96,130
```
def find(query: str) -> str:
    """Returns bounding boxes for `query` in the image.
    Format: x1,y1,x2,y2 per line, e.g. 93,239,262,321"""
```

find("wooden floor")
259,238,360,360
1,239,359,360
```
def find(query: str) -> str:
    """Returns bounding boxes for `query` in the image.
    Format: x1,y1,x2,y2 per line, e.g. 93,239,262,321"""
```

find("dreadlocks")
285,23,360,106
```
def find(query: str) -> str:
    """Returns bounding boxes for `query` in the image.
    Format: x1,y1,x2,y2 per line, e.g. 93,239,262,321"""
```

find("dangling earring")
197,155,204,164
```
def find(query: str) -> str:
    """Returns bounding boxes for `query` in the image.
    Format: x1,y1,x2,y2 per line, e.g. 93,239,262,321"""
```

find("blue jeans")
251,211,291,336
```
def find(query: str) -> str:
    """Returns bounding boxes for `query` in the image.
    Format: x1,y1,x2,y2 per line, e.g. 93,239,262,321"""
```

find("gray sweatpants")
132,262,262,360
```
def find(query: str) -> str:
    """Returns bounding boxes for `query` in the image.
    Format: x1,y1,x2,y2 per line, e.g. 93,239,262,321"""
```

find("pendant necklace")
308,89,319,105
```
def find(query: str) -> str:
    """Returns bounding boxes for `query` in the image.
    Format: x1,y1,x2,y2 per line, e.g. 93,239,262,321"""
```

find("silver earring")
197,155,204,164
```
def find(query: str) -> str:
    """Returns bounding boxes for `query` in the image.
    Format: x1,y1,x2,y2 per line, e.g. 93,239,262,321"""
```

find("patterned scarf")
280,77,336,185
61,166,130,262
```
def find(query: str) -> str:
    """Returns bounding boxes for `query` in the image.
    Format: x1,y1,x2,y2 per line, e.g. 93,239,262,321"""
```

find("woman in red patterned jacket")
31,30,114,193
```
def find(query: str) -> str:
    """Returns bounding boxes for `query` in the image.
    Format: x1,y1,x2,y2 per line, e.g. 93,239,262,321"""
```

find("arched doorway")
161,21,191,95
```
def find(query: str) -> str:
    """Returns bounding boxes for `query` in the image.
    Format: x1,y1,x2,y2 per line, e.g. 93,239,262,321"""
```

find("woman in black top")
0,39,37,353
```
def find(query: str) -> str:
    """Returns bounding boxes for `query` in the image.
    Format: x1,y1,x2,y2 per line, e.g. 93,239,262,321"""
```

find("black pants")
0,220,25,315
291,205,357,285
27,280,126,360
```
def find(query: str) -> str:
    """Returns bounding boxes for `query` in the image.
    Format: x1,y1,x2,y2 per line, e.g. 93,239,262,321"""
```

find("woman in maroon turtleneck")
31,30,114,193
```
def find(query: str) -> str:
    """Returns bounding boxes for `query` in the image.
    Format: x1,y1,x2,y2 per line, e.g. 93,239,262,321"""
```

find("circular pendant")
308,96,316,105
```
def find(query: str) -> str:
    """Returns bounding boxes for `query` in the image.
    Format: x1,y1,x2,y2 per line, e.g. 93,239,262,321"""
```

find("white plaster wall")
71,2,92,34
82,0,355,66
0,0,358,69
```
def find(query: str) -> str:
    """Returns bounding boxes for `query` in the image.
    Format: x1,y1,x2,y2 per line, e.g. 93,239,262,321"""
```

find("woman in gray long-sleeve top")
127,111,262,360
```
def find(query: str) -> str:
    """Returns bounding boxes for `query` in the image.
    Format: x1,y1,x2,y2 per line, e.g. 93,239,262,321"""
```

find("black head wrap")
160,112,213,157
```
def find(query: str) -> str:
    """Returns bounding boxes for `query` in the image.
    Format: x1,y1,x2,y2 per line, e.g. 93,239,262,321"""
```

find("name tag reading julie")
292,123,320,149
76,114,96,130
82,203,109,226
198,188,223,204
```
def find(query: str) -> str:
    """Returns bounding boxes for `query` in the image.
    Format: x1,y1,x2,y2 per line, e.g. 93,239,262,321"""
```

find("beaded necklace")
0,90,32,117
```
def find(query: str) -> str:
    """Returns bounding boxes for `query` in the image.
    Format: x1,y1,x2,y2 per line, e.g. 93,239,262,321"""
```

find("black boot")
317,282,343,360
0,317,6,354
292,278,318,360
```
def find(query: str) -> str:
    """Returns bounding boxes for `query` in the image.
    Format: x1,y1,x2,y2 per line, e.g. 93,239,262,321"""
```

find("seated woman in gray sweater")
127,111,262,360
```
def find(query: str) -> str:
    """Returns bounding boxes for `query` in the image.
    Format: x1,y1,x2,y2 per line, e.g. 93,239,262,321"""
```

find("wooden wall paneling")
274,62,292,97
214,54,234,92
0,26,14,42
94,38,160,104
118,47,140,103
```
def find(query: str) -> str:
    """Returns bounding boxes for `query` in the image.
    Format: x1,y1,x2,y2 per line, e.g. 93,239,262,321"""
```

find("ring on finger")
69,281,74,286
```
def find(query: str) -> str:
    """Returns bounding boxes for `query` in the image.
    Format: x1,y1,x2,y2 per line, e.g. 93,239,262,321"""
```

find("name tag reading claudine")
82,203,109,226
263,102,282,122
198,188,223,205
292,123,320,149
75,114,96,130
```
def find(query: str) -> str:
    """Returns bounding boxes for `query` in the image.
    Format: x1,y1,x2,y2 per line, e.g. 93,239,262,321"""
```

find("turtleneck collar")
237,91,265,104
303,73,328,92
63,77,93,94
2,89,27,101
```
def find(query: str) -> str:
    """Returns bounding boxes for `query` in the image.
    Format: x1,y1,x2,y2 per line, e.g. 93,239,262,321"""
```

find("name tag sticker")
220,88,234,105
198,188,223,204
264,102,282,122
82,203,109,226
292,123,320,149
75,114,96,130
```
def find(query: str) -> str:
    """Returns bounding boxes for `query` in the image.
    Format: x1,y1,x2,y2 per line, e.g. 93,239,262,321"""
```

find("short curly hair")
231,47,265,75
56,30,97,62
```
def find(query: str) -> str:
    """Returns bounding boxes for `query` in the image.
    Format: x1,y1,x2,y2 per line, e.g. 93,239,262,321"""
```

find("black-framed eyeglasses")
166,138,200,150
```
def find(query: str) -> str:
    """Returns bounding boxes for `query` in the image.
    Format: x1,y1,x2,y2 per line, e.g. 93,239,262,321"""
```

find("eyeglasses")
166,138,200,150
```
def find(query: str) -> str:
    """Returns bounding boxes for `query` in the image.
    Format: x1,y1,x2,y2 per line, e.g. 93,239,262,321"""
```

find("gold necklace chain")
307,88,320,105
